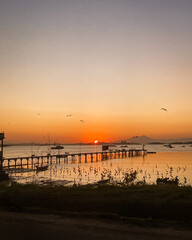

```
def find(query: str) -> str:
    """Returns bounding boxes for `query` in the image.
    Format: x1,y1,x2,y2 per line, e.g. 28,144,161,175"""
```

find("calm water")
3,144,192,158
3,144,192,186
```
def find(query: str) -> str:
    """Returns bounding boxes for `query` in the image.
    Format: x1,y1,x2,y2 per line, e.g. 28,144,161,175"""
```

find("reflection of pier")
2,149,147,170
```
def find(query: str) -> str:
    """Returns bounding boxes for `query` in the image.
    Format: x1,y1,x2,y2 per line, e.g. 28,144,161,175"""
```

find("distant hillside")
120,135,192,144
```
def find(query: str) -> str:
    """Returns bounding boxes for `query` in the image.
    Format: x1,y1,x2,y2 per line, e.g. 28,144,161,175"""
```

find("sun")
94,140,98,144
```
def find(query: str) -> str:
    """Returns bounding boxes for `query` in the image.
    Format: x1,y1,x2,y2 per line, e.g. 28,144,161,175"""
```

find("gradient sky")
1,0,192,143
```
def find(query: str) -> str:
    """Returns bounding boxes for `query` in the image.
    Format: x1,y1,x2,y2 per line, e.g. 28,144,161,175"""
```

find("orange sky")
1,0,192,143
1,108,192,143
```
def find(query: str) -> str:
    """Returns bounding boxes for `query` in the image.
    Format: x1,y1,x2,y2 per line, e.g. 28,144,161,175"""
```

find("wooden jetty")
2,149,147,170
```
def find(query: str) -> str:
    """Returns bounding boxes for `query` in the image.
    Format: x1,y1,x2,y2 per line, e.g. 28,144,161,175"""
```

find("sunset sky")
1,0,192,143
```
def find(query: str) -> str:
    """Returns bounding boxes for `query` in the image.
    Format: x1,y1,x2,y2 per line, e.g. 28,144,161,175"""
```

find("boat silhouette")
35,165,48,171
164,144,174,148
51,145,64,150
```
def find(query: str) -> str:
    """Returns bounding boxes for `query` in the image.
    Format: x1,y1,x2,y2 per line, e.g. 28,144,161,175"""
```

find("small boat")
35,165,48,171
164,144,174,148
51,145,64,149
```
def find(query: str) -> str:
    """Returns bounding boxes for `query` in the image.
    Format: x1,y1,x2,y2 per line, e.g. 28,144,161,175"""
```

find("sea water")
3,144,192,186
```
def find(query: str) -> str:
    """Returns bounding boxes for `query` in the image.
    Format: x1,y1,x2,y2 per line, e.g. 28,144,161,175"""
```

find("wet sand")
1,211,192,240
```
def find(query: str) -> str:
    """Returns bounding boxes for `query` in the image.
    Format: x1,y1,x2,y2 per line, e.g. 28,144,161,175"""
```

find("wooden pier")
2,149,147,170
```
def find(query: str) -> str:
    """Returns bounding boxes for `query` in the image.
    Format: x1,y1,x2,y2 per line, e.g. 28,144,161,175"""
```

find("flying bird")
66,114,72,117
160,108,168,112
80,120,84,123
37,114,41,116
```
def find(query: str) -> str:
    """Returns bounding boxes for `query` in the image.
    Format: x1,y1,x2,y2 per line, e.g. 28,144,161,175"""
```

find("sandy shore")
1,211,192,240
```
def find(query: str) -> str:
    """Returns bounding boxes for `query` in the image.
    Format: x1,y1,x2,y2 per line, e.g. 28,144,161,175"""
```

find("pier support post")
71,154,76,162
78,154,81,163
27,158,29,168
85,154,87,163
64,156,68,163
47,155,49,164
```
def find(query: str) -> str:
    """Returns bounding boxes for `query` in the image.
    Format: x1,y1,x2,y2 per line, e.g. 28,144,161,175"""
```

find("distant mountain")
121,135,192,144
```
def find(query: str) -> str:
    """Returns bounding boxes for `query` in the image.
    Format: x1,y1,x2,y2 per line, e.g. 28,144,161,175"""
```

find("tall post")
0,133,5,169
142,144,145,156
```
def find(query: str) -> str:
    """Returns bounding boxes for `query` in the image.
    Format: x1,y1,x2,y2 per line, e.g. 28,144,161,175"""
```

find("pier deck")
2,149,147,169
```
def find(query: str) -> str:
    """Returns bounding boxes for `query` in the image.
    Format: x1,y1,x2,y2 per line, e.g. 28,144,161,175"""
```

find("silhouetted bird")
66,114,72,117
80,120,84,123
160,108,168,112
37,114,41,115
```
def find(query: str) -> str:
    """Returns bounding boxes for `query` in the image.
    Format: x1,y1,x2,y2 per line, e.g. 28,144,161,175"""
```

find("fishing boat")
51,145,64,149
35,165,48,171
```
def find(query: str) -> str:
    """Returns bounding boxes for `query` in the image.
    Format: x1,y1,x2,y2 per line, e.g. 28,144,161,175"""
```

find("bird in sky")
66,114,72,117
80,120,84,123
37,113,41,116
160,108,168,112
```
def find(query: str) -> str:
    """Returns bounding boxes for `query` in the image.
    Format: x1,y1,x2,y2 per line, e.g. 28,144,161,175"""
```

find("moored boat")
51,145,64,149
164,144,174,148
35,165,48,171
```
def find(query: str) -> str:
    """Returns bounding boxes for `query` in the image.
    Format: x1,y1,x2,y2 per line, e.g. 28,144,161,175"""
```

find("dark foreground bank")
0,184,192,240
1,210,192,240
0,183,192,224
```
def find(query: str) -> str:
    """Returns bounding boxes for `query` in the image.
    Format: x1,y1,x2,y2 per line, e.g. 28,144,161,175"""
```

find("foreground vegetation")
0,183,192,227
